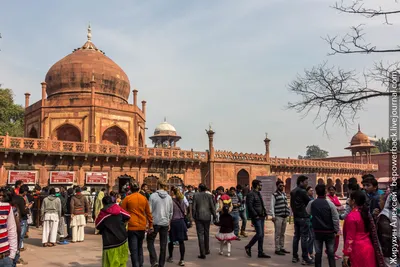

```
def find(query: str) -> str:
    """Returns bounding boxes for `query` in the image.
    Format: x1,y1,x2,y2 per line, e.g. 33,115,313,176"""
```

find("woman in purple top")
167,187,188,266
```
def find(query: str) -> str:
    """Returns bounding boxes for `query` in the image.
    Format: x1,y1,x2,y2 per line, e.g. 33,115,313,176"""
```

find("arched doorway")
237,169,249,187
117,174,136,193
167,177,184,191
53,124,82,142
144,176,158,192
327,178,333,187
343,179,349,197
102,126,128,146
138,133,144,147
317,178,325,185
335,179,343,197
285,178,291,195
28,127,38,138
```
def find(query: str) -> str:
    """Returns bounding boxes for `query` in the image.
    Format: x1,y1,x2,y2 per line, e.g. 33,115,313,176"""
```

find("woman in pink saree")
327,186,344,260
343,190,384,267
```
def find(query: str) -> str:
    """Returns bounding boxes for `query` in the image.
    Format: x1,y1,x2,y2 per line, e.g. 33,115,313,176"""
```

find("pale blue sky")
0,0,394,157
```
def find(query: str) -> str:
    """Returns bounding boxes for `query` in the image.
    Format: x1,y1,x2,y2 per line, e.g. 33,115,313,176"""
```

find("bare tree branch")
334,0,400,20
325,25,400,55
287,62,395,133
289,1,400,130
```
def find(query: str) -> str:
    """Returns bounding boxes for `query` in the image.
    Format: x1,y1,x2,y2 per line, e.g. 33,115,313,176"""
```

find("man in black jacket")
64,188,74,239
12,185,30,252
192,183,217,259
290,175,313,265
244,179,271,259
306,184,339,267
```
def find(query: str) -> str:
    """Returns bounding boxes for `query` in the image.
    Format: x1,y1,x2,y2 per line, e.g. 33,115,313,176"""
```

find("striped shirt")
0,202,17,259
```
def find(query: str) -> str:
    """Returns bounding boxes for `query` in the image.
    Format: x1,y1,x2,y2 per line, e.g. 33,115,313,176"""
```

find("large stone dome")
45,27,130,102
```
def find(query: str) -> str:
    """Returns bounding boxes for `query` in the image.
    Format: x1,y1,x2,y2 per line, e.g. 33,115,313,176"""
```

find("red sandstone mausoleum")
0,26,388,195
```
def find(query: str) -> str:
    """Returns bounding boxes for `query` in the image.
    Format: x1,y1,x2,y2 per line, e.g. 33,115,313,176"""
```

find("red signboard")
50,171,74,184
8,171,38,184
86,172,108,184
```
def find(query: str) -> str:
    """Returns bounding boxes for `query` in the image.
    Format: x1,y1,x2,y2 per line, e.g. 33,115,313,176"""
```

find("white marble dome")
154,120,177,135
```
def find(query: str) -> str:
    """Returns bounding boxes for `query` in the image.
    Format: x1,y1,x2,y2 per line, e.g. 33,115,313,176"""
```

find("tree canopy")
288,0,400,132
298,145,329,159
0,88,24,137
372,137,399,153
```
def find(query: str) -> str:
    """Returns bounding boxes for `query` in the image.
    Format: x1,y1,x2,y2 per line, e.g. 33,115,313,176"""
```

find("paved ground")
21,221,343,267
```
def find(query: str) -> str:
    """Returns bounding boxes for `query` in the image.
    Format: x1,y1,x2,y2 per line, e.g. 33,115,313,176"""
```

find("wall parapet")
214,150,266,162
213,149,377,171
0,135,207,161
269,157,378,172
0,135,378,172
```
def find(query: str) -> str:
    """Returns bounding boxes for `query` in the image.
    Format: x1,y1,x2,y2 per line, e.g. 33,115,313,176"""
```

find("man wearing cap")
121,182,153,267
147,179,173,267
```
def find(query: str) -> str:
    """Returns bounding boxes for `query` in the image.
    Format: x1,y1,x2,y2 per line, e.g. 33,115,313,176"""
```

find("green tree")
0,88,24,137
372,137,399,153
298,145,329,159
374,138,390,153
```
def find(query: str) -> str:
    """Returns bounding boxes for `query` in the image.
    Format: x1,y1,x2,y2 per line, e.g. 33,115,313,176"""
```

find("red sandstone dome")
350,128,370,145
45,27,130,103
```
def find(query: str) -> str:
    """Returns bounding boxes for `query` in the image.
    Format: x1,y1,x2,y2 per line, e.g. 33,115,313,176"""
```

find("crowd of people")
283,174,396,267
0,173,397,267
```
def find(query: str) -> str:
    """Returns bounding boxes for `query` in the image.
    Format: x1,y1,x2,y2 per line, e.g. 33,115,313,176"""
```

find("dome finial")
164,117,167,122
358,123,360,132
87,22,92,42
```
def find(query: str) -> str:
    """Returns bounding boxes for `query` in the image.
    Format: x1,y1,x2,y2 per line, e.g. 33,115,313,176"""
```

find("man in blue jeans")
290,175,313,265
244,179,271,259
306,184,339,267
147,180,173,267
228,187,240,240
12,185,30,252
236,185,248,237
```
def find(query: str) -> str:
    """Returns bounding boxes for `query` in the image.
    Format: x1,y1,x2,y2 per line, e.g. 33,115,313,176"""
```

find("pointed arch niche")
138,132,144,147
52,124,82,142
102,126,128,146
237,169,249,187
28,127,38,138
144,176,159,191
167,176,184,191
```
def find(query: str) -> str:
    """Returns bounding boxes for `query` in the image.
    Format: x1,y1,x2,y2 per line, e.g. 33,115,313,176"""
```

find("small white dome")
155,121,177,133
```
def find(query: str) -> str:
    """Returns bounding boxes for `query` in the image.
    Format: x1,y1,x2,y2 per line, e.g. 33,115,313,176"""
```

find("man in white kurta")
41,188,62,246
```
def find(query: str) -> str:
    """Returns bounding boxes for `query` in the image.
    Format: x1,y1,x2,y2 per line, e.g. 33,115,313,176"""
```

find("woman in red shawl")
343,190,384,267
326,186,344,260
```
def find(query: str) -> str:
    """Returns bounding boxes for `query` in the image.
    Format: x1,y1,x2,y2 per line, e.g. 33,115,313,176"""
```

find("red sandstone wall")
213,162,270,189
214,163,237,189
324,153,398,178
183,167,202,187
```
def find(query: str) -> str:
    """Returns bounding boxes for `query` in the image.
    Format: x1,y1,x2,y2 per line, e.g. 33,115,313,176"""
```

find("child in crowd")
362,175,381,218
215,206,236,257
95,196,131,267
